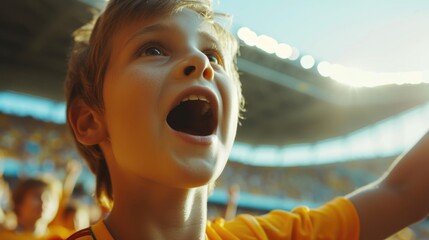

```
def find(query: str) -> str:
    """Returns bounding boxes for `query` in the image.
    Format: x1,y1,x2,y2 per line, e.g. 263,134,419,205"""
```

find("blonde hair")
65,0,243,209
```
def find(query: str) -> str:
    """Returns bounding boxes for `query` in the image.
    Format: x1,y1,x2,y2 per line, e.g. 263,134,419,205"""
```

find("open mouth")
167,95,216,136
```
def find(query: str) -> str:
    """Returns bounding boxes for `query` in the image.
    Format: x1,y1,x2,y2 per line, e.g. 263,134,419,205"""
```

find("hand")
228,184,240,203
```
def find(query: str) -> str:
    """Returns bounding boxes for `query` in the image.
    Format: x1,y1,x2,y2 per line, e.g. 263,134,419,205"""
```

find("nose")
174,49,214,81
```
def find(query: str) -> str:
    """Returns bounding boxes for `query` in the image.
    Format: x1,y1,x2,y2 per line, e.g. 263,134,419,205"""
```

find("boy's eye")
205,52,222,65
206,54,218,64
145,47,163,56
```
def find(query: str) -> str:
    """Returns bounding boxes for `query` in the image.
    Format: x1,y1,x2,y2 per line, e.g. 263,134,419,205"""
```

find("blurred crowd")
217,158,391,204
0,161,106,239
1,112,429,239
0,114,105,239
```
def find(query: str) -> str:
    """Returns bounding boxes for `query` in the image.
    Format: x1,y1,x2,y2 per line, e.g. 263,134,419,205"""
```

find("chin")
175,161,223,189
179,170,217,189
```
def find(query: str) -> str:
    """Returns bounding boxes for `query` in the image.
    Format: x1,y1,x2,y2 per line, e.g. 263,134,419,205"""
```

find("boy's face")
101,8,239,188
17,186,46,224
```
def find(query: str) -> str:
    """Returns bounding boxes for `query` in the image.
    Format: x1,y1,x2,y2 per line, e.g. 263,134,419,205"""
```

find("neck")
105,181,208,240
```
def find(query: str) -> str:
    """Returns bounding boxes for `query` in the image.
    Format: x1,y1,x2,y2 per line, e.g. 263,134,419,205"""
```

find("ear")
68,100,108,145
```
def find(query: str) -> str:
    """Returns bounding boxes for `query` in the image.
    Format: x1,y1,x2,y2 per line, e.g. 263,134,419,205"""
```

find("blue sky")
214,1,429,72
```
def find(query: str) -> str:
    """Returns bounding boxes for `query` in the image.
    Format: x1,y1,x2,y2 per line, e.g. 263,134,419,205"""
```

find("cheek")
103,68,164,166
106,87,151,138
225,76,240,124
19,199,31,212
20,195,43,216
104,69,158,128
218,72,240,144
225,66,241,118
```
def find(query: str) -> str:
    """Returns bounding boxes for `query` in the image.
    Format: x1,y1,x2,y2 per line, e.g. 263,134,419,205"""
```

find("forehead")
20,186,45,201
112,8,221,50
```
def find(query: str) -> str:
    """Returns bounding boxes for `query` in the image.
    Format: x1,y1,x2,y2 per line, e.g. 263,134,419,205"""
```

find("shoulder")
66,227,94,240
207,197,359,240
0,229,17,238
0,230,40,240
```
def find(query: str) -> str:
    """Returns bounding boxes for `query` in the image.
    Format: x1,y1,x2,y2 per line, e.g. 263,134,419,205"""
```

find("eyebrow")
199,31,221,49
198,31,219,45
125,22,223,52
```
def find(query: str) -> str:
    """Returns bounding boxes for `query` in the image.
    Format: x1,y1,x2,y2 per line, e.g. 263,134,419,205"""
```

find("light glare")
237,27,429,88
317,61,331,77
275,43,293,59
300,55,315,69
237,27,258,46
289,47,300,61
256,35,278,54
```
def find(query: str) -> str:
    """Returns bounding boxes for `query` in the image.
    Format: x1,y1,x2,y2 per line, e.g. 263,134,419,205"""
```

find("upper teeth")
181,95,209,103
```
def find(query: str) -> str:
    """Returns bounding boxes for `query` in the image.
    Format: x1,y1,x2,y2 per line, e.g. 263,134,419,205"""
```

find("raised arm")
49,161,82,227
348,131,429,240
224,184,240,221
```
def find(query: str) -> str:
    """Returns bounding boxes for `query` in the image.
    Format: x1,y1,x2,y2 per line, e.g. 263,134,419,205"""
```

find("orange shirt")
67,197,359,240
0,230,43,240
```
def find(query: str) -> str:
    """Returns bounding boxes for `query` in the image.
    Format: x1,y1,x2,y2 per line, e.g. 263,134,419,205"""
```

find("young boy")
65,0,429,239
0,178,52,240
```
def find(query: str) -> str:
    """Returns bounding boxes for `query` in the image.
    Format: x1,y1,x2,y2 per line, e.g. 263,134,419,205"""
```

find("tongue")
167,100,214,136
